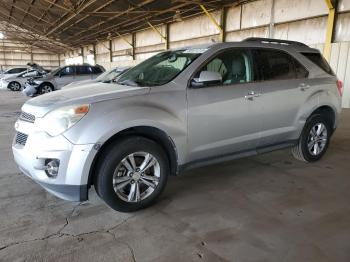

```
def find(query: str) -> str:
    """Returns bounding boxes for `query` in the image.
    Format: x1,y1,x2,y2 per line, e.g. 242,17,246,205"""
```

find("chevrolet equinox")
12,38,343,212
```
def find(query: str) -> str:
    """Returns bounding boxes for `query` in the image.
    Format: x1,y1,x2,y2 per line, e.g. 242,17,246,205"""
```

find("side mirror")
191,71,222,88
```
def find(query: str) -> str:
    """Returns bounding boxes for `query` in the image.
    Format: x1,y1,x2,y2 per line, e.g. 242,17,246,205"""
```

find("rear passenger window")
301,52,335,75
92,66,103,74
254,49,297,81
294,60,309,78
76,66,92,75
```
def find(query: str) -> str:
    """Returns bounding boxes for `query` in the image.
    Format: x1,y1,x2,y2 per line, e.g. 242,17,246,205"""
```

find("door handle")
245,91,261,100
299,83,311,91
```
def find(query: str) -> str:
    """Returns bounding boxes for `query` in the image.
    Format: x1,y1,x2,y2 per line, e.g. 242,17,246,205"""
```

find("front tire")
38,84,53,94
292,114,331,162
94,137,169,212
8,81,21,91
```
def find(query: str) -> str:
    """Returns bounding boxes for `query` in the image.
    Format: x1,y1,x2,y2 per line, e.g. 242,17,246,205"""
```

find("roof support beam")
323,0,337,61
199,4,224,42
147,21,168,49
45,0,98,36
65,0,156,41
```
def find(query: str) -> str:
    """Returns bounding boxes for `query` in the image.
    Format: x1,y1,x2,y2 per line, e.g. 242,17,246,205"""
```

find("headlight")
38,104,90,136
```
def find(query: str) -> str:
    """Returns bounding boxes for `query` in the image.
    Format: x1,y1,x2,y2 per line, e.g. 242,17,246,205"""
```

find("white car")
1,69,48,91
0,67,27,79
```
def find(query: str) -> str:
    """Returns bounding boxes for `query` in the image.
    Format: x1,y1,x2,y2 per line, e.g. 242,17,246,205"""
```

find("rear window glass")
301,52,335,75
92,66,103,74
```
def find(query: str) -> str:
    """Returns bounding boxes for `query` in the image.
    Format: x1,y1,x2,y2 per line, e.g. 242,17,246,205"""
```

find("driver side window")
58,66,75,76
197,49,255,86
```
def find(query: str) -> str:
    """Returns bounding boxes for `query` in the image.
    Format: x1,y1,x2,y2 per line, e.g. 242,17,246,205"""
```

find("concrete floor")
0,90,349,262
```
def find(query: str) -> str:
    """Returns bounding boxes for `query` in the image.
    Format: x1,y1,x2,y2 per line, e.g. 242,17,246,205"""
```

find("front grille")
15,132,28,146
19,111,35,123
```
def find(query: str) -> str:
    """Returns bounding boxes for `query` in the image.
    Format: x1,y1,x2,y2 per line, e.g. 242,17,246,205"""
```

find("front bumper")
22,83,38,96
0,79,9,89
12,120,96,201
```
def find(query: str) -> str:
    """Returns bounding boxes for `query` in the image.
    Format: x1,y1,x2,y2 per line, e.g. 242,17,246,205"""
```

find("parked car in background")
12,38,342,212
0,67,27,78
63,67,129,89
22,64,105,96
1,69,49,91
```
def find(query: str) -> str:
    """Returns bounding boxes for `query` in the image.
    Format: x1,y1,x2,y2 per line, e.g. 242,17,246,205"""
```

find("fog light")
45,159,60,178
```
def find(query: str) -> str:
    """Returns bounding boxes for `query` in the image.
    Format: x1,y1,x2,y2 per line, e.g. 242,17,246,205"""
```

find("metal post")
324,0,336,61
131,33,136,60
221,7,226,42
165,23,169,49
93,44,96,65
269,0,275,38
81,46,84,63
109,39,113,62
200,4,224,42
147,21,168,50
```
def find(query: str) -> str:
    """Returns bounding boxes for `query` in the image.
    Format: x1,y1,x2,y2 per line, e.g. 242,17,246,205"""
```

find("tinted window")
301,52,334,75
254,49,297,81
59,66,75,76
7,68,26,74
92,66,103,74
76,66,92,75
294,60,309,78
196,49,255,85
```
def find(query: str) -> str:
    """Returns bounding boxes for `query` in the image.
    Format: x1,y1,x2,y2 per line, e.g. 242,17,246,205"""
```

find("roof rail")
243,37,308,47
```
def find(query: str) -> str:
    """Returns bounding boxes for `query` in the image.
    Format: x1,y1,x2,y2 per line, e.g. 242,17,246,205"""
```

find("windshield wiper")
117,79,140,87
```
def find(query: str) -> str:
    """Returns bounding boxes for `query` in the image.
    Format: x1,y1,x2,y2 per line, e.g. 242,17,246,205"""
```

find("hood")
22,82,150,117
63,79,99,89
34,73,53,82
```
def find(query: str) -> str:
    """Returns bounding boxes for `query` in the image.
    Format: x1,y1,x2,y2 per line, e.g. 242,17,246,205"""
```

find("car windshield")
117,49,206,87
96,68,126,82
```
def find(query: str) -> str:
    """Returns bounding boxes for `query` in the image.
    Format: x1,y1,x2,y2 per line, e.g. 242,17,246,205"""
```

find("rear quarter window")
301,52,335,76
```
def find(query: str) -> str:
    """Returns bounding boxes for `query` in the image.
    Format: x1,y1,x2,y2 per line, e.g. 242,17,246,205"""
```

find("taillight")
336,80,343,97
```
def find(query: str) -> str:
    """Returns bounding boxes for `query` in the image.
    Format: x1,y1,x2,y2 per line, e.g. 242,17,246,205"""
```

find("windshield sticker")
183,48,208,54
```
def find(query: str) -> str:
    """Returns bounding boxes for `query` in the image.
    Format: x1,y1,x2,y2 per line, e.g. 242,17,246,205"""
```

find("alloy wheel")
41,86,53,93
10,82,20,91
307,123,328,156
112,152,160,203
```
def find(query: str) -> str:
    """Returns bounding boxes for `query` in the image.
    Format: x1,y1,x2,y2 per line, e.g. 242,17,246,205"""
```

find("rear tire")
94,137,169,212
292,114,331,162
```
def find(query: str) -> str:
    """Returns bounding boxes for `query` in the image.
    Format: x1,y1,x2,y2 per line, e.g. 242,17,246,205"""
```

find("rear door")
76,65,94,80
91,66,103,79
253,48,312,148
187,48,263,162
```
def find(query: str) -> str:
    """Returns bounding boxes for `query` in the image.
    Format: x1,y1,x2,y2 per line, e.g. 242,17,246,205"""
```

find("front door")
55,66,75,88
187,48,263,162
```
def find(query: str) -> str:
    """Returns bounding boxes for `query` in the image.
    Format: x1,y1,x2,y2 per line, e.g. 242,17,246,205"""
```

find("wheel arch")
38,81,54,89
308,105,336,131
87,126,179,187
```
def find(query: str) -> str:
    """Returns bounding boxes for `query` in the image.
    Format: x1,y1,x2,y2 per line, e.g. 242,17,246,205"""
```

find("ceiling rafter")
0,0,235,53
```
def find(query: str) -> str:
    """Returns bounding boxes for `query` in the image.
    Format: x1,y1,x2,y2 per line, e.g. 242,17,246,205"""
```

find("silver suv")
12,38,342,212
22,64,105,96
